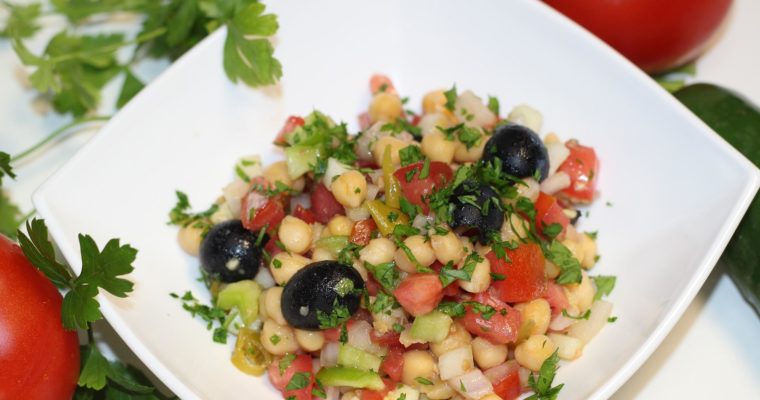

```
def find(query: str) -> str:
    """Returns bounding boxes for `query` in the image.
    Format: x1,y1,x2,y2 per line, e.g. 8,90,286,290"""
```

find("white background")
1,1,759,398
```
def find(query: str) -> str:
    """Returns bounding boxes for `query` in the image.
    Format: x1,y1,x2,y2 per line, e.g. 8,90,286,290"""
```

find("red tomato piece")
365,275,380,297
351,219,377,246
485,361,523,400
534,192,570,239
0,236,80,399
544,0,731,73
380,347,404,381
487,244,547,303
293,204,317,224
310,183,345,224
264,234,284,258
360,379,396,400
268,354,313,400
274,116,305,145
393,161,453,213
241,196,286,234
557,141,599,204
543,280,570,318
460,292,522,345
370,330,401,348
393,274,444,317
369,74,397,95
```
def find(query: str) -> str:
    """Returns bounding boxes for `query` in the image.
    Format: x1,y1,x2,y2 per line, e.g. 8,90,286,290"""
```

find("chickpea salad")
169,75,616,400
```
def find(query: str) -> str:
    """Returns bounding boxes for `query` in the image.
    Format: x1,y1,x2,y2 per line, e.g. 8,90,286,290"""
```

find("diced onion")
348,320,387,356
438,345,474,380
540,171,571,195
548,312,576,332
546,141,571,175
254,267,276,289
346,205,371,221
322,158,354,189
412,214,434,231
366,184,380,201
567,300,613,343
456,90,496,128
320,342,340,367
508,104,543,133
547,333,584,360
448,369,493,400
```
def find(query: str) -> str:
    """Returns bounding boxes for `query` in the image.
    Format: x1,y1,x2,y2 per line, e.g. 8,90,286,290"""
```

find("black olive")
199,220,265,283
482,123,550,182
568,209,582,225
449,179,504,243
281,261,365,330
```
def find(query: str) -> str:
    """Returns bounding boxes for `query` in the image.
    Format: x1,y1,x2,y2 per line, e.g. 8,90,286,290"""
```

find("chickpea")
261,319,299,355
371,136,412,166
564,272,595,312
270,252,310,285
580,233,597,269
422,89,447,114
421,131,456,164
430,322,472,356
471,337,508,370
311,247,335,262
394,235,436,273
458,256,491,294
327,215,354,237
453,132,487,163
279,216,313,254
500,213,530,242
331,170,367,208
369,92,403,123
514,334,557,371
402,350,437,387
514,298,551,336
263,160,294,187
430,231,465,265
359,238,396,265
295,329,325,352
177,225,203,256
262,286,287,325
479,394,504,400
418,112,454,137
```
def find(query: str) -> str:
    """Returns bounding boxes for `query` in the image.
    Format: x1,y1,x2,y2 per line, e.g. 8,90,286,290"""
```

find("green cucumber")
337,344,382,372
315,367,385,390
315,235,350,257
216,280,262,326
410,310,453,343
674,83,760,315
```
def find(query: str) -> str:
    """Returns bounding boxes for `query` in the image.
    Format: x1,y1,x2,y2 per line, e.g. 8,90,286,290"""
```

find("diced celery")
316,367,384,390
216,280,262,326
285,145,322,179
315,235,350,257
410,311,453,343
337,344,382,372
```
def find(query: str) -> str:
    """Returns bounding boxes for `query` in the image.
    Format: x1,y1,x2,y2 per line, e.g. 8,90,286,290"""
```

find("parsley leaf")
279,354,297,375
116,69,145,109
222,2,282,87
364,261,401,292
77,343,155,394
592,275,616,301
171,290,232,344
526,350,563,400
399,145,424,166
168,190,218,233
17,218,75,289
286,372,312,391
0,1,41,39
317,299,351,329
487,95,500,116
0,189,24,240
0,151,16,186
544,240,583,285
443,85,457,112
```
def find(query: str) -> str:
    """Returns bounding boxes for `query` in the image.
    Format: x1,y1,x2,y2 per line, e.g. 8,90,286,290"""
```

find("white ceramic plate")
33,0,759,399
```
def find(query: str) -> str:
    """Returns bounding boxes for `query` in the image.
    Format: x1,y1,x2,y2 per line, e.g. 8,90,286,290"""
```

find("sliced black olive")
199,220,265,283
567,208,582,225
482,123,550,182
281,261,365,330
449,179,504,244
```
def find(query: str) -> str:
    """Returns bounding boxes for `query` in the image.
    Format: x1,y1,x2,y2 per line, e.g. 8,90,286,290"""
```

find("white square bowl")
33,0,759,399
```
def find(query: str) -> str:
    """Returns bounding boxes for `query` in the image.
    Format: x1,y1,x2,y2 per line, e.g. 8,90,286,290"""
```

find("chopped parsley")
544,240,583,285
491,272,506,281
592,275,616,301
443,85,458,112
364,261,401,292
167,190,218,233
561,309,591,320
415,377,433,386
270,335,281,345
316,299,351,329
369,292,398,314
286,372,311,391
399,145,424,166
437,301,498,320
171,290,232,344
279,354,297,375
526,350,563,400
487,95,500,116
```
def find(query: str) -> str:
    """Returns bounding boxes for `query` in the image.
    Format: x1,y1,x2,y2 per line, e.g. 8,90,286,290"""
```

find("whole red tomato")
0,235,80,399
544,0,732,73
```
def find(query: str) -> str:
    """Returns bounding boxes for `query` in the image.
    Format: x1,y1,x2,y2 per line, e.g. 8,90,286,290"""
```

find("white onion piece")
418,112,449,136
322,158,354,189
348,320,387,356
456,90,496,128
448,370,494,400
549,312,576,332
355,122,384,161
518,366,532,388
320,342,340,367
366,183,379,201
254,267,276,289
540,171,571,195
546,141,571,175
346,205,371,221
324,386,340,400
517,178,540,202
412,214,434,231
290,193,311,211
223,179,250,216
547,333,584,360
483,360,519,385
438,345,474,380
567,300,613,344
508,104,543,133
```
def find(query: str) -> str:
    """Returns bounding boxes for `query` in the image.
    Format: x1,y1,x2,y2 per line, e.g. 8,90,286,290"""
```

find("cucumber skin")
674,83,760,315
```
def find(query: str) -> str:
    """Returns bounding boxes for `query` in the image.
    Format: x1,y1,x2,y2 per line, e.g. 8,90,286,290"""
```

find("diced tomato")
557,141,599,203
358,112,372,131
322,319,354,342
241,195,286,234
543,280,570,317
360,379,396,400
370,330,401,347
369,74,397,95
350,219,377,246
264,234,284,258
487,244,547,303
274,116,305,145
293,204,316,224
268,354,313,400
534,192,570,239
380,347,404,381
410,113,422,127
460,292,522,344
430,262,463,297
357,159,379,169
485,361,523,400
365,275,380,297
393,162,453,213
393,274,444,317
310,183,345,224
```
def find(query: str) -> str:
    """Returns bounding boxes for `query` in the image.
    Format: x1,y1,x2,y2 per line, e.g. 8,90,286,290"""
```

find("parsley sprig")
526,350,564,400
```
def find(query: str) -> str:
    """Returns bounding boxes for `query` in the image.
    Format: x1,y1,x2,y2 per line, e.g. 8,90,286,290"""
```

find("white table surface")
2,2,759,398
